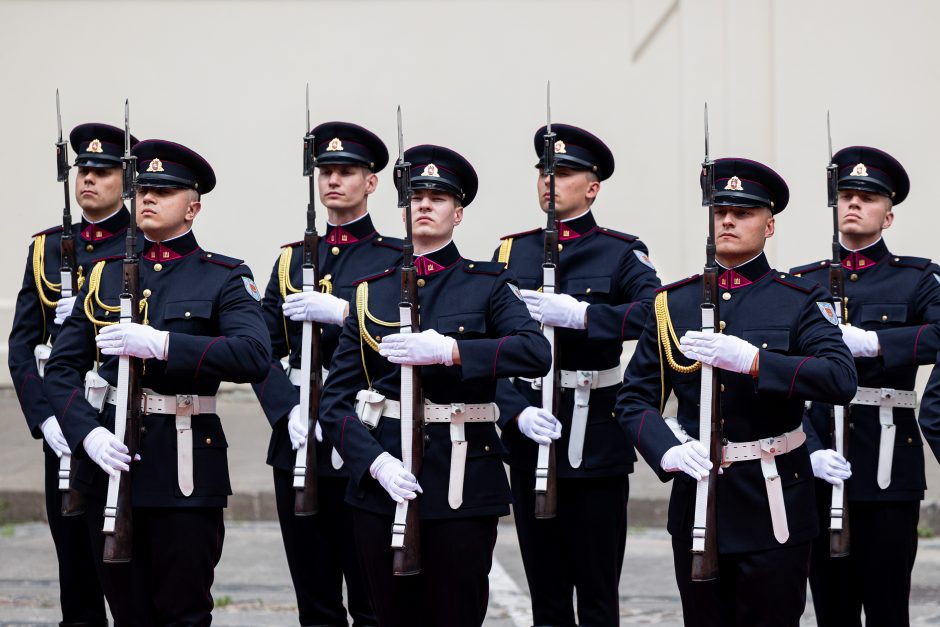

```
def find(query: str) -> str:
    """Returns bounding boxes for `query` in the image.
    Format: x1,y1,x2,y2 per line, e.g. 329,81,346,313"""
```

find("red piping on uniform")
913,324,928,363
340,415,355,453
61,388,79,420
636,409,653,447
194,337,224,378
256,365,277,401
620,302,638,340
492,337,510,377
788,357,815,398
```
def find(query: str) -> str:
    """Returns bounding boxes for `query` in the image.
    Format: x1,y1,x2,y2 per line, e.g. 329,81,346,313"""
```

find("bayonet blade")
546,80,551,133
56,89,63,142
397,106,404,163
124,99,130,155
306,83,310,134
827,110,833,163
704,102,710,162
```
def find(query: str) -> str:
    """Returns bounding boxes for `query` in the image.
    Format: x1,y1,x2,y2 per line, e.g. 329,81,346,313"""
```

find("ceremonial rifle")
102,100,142,563
54,89,85,516
293,84,322,516
690,103,721,582
391,106,424,576
534,81,559,519
827,112,851,557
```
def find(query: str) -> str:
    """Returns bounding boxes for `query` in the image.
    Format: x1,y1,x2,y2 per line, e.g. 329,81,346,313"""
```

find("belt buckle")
140,392,151,415
177,394,194,417
451,402,466,417
880,387,896,402
760,437,779,455
577,370,594,388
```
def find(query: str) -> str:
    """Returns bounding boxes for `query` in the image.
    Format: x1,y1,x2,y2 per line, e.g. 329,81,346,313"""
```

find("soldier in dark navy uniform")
43,139,271,626
616,158,857,626
8,122,139,627
318,144,551,627
251,122,401,626
790,146,940,626
491,124,660,626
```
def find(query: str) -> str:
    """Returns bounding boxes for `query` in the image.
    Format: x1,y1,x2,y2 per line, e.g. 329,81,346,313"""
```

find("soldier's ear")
764,213,775,239
454,205,464,226
365,171,378,195
882,208,894,231
187,200,202,222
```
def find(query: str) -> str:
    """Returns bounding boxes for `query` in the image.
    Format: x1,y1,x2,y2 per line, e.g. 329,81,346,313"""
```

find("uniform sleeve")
614,312,682,482
877,265,940,369
42,284,103,453
585,240,660,342
318,311,387,486
8,243,55,438
756,286,857,403
917,352,940,465
164,267,271,383
251,256,299,428
456,276,552,381
802,404,827,454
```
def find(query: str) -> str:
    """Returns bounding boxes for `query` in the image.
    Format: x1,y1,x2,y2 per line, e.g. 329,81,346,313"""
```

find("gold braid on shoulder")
654,290,701,412
32,234,87,312
355,281,400,389
277,247,335,353
83,260,151,329
497,238,513,268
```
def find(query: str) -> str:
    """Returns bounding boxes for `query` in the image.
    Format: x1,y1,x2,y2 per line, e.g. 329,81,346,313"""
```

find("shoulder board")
352,266,397,286
655,274,700,293
789,259,830,276
372,235,404,251
596,227,638,243
201,252,243,268
500,227,542,241
463,260,505,276
91,254,123,264
773,272,814,294
32,224,64,238
280,240,302,249
889,255,931,270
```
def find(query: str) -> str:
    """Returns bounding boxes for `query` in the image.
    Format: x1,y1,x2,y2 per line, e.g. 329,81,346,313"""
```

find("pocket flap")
860,303,908,324
437,312,486,335
565,276,611,296
165,300,213,320
743,328,790,352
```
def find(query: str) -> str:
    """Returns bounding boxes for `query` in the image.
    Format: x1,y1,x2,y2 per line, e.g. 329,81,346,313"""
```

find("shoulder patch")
372,235,404,251
280,240,303,249
816,301,839,325
352,266,397,286
242,276,262,301
201,252,243,268
32,224,65,238
934,273,940,288
655,274,700,293
507,282,523,301
464,260,505,276
773,273,813,294
789,259,830,276
633,249,656,270
500,227,542,241
890,255,931,270
596,227,638,243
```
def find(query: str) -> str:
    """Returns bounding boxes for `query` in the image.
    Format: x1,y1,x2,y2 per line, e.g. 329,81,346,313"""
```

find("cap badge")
421,163,440,177
147,158,165,173
851,163,868,177
724,176,744,191
87,139,104,153
326,138,344,152
554,140,567,154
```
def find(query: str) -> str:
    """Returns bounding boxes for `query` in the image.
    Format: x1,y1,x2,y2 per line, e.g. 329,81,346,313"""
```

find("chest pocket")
859,303,908,325
437,312,487,338
565,276,611,299
743,328,790,353
164,300,214,330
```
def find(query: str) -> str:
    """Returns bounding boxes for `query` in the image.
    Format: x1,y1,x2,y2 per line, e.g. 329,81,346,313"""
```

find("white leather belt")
355,390,499,509
519,365,621,468
850,386,916,489
104,386,217,496
721,426,806,544
287,367,341,469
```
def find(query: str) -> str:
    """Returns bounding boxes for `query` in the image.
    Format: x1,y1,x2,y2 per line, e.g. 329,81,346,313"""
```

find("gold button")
719,321,726,331
375,335,381,342
484,445,491,452
611,412,616,417
85,244,94,252
779,274,786,278
894,257,900,262
469,263,475,268
417,278,426,287
722,292,731,301
377,237,383,241
907,437,913,444
104,310,110,317
154,263,163,272
850,273,858,281
558,244,563,252
794,472,799,479
761,342,768,349
585,288,592,294
206,253,213,258
881,314,888,322
720,384,725,392
458,325,465,333
143,289,152,297
820,261,826,265
206,437,212,445
184,312,191,318
323,274,332,281
331,246,340,256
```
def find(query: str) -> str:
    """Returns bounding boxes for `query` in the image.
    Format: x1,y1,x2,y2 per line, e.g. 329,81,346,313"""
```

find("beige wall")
2,0,939,386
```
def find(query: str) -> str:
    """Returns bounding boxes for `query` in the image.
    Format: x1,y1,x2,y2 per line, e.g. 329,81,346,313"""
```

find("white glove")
839,324,880,358
370,452,422,503
517,406,562,446
286,404,307,450
810,449,852,486
379,329,456,366
96,323,169,360
40,416,70,458
54,296,77,325
661,441,713,480
314,420,323,443
679,331,759,375
282,291,348,325
520,290,588,330
83,426,130,478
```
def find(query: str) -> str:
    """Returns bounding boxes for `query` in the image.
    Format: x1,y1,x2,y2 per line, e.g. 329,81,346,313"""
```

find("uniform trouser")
84,496,225,627
350,508,498,627
510,469,629,627
671,530,811,627
809,482,920,627
43,447,108,627
272,467,376,626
